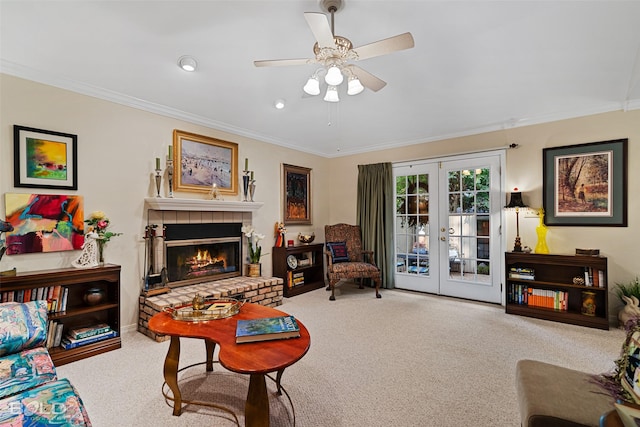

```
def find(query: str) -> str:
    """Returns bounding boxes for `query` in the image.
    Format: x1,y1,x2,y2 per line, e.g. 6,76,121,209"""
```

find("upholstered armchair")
324,223,382,301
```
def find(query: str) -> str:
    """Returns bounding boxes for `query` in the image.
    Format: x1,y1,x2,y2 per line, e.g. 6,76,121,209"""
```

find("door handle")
440,227,446,232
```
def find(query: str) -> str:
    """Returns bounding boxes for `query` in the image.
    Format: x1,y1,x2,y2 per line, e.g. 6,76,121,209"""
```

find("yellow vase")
535,209,550,254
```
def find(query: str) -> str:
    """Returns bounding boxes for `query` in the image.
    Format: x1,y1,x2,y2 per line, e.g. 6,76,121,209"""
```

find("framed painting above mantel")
542,138,627,226
173,130,238,196
282,164,312,225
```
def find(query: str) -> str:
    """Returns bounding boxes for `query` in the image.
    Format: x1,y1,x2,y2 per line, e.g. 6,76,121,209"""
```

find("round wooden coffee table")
148,302,310,427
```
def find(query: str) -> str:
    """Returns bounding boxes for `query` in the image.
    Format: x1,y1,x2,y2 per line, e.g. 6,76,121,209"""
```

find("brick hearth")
138,276,283,342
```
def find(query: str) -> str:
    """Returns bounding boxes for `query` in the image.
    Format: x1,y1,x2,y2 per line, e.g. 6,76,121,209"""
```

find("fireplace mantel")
144,197,263,212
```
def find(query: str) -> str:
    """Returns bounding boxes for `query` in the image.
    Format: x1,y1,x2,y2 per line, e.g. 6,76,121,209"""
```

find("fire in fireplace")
163,223,242,287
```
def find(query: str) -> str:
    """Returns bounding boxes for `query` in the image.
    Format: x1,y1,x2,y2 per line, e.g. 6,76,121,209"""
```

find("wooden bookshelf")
272,244,325,297
0,264,121,365
505,252,608,330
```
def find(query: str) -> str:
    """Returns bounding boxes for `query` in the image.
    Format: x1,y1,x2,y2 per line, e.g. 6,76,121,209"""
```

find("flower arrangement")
241,225,265,264
274,222,287,247
85,211,122,262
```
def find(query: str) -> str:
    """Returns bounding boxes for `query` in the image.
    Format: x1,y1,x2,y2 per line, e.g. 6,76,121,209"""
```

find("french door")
393,152,504,304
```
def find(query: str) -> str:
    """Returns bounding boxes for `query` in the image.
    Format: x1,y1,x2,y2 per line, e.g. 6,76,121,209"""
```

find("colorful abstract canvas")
4,194,84,254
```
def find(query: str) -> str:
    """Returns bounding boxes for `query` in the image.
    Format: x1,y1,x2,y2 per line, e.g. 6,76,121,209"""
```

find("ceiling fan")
253,0,415,101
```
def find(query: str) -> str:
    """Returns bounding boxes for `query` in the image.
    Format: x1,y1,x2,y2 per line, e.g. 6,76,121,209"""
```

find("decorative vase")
83,287,106,306
97,239,105,264
581,291,596,316
248,263,261,277
535,209,549,254
249,181,256,202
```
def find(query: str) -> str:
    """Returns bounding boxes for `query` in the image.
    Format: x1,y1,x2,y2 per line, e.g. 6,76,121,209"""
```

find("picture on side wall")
282,164,312,225
13,125,78,190
542,138,627,226
4,193,84,254
173,130,238,196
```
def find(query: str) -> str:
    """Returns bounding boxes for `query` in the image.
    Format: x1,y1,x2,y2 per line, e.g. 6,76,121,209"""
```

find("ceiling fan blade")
254,58,315,67
348,65,387,92
353,32,415,61
304,12,336,49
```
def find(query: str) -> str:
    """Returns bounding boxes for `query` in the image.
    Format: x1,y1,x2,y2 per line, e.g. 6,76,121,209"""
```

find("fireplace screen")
165,237,241,286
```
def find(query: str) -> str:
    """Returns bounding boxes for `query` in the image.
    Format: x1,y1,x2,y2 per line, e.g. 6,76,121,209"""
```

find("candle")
245,158,248,171
155,157,160,170
250,171,254,180
168,145,173,158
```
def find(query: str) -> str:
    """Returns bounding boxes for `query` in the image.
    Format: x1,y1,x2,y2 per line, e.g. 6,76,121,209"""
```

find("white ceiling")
2,1,640,157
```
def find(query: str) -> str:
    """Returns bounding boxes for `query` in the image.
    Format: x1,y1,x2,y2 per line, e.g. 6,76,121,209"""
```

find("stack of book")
508,267,535,280
235,315,301,343
292,272,305,286
583,267,605,287
60,323,117,350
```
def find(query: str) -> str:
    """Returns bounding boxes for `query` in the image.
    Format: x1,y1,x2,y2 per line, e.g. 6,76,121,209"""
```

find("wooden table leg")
164,336,182,416
245,373,269,427
205,340,216,372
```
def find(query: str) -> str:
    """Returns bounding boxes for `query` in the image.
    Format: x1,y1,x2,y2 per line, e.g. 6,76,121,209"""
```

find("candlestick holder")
154,169,162,198
242,170,250,202
166,159,174,198
249,180,256,202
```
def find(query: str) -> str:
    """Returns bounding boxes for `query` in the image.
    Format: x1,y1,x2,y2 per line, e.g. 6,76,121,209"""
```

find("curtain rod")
393,143,518,167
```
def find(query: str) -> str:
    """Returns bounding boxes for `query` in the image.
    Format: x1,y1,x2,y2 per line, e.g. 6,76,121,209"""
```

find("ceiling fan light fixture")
324,66,343,86
178,56,198,72
347,77,364,95
324,85,340,102
303,76,321,95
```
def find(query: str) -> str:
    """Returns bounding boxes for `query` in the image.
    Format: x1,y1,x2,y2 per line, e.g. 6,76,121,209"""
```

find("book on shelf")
61,329,117,350
68,323,112,340
235,315,301,344
509,267,535,280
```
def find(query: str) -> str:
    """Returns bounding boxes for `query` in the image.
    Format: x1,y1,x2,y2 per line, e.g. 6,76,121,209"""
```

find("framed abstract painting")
4,193,84,254
14,125,78,190
542,139,627,226
282,164,312,225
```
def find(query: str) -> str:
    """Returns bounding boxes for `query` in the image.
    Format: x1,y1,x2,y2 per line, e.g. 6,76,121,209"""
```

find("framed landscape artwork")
542,139,627,226
14,125,78,190
173,130,238,195
282,164,312,225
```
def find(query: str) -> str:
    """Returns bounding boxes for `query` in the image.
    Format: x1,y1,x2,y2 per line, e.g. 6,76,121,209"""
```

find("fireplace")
163,223,242,287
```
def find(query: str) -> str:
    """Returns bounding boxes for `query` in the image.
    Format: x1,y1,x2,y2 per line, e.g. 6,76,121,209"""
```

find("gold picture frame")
173,130,238,195
282,164,312,225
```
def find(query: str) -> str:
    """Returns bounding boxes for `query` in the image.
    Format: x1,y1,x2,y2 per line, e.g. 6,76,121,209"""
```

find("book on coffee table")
235,315,300,343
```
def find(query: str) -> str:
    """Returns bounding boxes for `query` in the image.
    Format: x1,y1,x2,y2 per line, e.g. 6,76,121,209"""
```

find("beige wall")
329,110,639,319
2,73,638,326
0,74,330,329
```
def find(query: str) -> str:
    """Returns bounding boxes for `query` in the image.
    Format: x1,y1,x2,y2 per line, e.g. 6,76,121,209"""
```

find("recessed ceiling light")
274,99,286,110
178,56,198,72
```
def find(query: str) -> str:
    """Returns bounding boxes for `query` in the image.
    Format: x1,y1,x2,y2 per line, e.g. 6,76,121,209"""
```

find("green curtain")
357,163,394,289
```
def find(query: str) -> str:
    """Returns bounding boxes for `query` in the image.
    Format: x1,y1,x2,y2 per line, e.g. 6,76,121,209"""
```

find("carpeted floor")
57,283,626,426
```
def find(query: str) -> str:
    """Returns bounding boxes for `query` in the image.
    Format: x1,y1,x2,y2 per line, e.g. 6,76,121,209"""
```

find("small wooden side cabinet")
505,252,608,330
0,264,121,365
272,244,325,297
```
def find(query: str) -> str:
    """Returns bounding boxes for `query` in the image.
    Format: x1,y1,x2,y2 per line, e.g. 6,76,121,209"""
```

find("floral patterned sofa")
0,301,92,426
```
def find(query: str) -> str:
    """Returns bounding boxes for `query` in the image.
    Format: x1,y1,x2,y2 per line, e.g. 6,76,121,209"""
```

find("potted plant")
615,277,640,301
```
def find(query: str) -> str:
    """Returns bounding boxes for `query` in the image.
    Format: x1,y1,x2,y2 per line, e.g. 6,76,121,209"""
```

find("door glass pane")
448,167,492,283
395,173,430,276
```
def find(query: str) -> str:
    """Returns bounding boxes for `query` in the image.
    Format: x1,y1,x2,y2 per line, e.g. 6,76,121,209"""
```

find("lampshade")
323,85,340,102
506,192,527,208
347,77,364,95
325,66,344,86
303,76,320,96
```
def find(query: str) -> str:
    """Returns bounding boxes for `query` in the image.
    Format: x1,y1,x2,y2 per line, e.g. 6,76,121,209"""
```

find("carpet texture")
57,284,625,426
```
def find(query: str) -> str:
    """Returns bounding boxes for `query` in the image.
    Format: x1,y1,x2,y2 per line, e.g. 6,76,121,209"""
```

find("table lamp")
505,189,528,252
